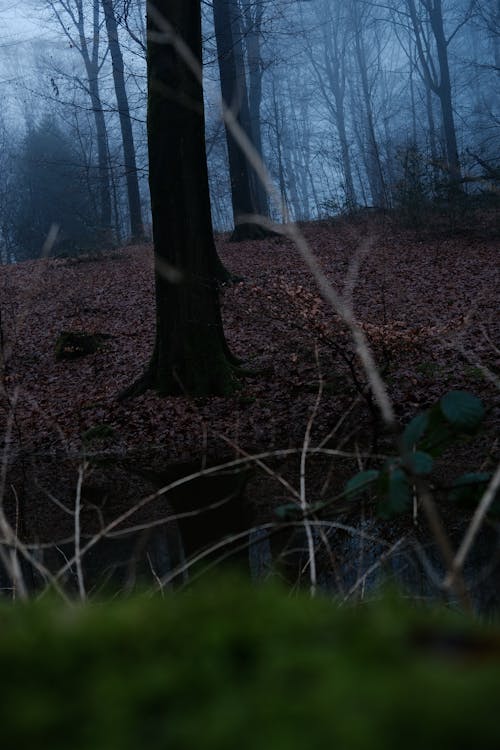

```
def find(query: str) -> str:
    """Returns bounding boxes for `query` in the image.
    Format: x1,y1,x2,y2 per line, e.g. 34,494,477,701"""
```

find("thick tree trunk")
101,0,144,240
124,0,237,397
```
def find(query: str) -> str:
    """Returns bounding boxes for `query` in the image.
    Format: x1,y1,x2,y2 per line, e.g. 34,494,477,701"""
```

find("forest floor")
0,212,499,600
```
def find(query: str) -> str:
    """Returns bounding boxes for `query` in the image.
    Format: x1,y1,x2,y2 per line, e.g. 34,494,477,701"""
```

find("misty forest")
0,1,499,744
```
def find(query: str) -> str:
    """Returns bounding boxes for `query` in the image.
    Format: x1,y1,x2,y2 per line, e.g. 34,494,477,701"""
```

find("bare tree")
304,0,357,210
349,0,388,208
46,0,113,239
101,0,144,240
404,0,467,186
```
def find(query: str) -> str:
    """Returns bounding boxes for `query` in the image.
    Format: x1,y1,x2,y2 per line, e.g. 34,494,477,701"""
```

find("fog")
0,0,498,261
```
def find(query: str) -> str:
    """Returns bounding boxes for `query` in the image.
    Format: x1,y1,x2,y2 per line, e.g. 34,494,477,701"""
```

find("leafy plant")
345,390,495,518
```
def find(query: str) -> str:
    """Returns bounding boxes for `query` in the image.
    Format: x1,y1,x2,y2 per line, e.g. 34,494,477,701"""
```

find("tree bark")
212,0,268,241
123,0,238,397
81,0,113,238
241,0,269,216
101,0,144,240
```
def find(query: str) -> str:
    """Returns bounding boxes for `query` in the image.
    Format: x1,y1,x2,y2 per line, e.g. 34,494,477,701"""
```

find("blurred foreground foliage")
0,578,499,748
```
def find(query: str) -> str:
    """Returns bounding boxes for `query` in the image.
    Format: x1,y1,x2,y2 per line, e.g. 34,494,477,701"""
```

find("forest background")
0,0,498,605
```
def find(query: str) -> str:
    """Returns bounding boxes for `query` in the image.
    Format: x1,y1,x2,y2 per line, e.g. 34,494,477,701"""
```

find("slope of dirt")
0,217,498,552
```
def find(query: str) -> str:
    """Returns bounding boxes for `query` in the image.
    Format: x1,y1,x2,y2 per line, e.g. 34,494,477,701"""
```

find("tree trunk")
101,0,144,240
336,104,356,211
407,0,462,190
430,0,461,185
88,74,113,236
82,0,112,240
271,79,290,223
241,0,268,216
351,5,387,208
213,0,267,241
425,81,439,188
124,0,238,397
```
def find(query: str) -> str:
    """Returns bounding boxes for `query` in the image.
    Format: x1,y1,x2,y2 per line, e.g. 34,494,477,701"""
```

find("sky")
0,0,51,48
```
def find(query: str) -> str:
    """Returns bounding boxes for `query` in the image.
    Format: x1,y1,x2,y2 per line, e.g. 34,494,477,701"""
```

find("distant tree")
124,0,238,396
213,0,268,240
45,0,113,239
403,0,465,186
0,115,17,264
474,0,500,72
11,117,99,260
305,0,357,210
101,0,144,240
349,1,388,208
240,0,269,216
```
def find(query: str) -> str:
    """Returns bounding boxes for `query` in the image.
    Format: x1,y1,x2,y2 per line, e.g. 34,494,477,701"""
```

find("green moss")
0,580,498,749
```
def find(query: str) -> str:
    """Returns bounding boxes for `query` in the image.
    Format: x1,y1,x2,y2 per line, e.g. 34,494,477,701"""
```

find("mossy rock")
55,331,111,361
0,579,499,748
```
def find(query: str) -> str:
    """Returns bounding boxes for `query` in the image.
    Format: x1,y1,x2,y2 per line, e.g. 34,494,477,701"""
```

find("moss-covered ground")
0,578,498,749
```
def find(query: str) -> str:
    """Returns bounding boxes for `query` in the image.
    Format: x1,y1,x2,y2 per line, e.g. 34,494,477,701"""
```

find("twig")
444,462,500,592
74,462,87,601
416,479,472,612
299,348,323,596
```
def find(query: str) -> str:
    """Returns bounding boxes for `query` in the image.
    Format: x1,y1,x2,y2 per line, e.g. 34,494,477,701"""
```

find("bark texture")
126,0,237,397
213,0,268,241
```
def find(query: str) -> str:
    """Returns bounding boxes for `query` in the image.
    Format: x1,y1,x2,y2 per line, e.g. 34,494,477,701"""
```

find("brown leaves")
0,224,497,460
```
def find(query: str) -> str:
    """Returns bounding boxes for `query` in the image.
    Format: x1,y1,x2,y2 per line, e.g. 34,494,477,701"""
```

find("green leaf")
378,468,411,519
402,411,429,450
345,470,379,499
449,473,491,504
405,451,433,476
440,390,485,431
419,405,453,457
